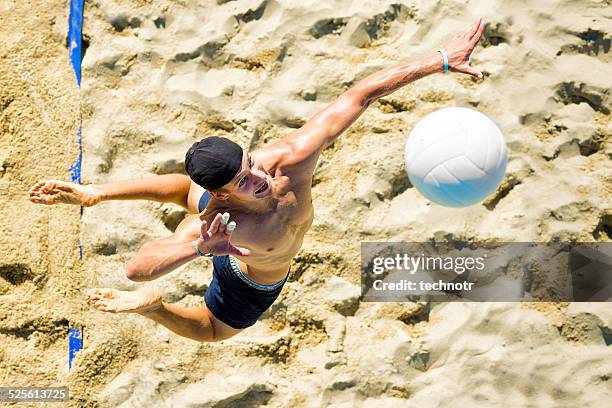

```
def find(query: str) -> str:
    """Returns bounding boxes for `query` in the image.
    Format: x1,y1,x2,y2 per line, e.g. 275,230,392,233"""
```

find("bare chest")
245,191,313,250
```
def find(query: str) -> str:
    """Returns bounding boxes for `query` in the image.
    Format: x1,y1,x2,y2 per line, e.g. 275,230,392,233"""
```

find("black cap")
185,136,244,190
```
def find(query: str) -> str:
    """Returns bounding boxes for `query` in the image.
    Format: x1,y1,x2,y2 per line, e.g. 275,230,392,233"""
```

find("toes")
30,189,57,204
29,181,45,193
40,196,54,204
93,300,114,312
96,304,111,312
41,181,56,194
100,289,115,298
88,289,119,313
87,288,114,298
29,182,46,200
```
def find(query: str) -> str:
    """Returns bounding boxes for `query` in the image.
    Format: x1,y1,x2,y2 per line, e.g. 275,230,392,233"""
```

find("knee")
124,264,149,282
208,329,243,343
205,323,221,343
198,335,220,343
194,330,219,343
203,333,232,343
198,322,239,343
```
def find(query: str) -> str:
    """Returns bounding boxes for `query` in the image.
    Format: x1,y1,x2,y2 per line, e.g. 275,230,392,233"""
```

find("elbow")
346,88,370,108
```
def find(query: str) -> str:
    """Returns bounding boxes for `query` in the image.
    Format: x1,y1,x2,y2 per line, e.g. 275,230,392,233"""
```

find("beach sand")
1,0,611,406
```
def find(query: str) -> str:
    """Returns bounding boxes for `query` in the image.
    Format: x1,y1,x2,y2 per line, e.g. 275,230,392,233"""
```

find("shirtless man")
29,19,484,342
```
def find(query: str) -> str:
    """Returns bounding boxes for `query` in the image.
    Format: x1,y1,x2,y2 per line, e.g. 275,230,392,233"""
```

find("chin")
253,177,273,199
254,190,272,200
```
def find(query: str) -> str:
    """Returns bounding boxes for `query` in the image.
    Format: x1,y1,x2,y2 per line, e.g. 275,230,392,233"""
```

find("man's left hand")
443,18,485,78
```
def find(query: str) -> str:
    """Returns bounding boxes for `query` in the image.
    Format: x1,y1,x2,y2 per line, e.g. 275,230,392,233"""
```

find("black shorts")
204,255,287,329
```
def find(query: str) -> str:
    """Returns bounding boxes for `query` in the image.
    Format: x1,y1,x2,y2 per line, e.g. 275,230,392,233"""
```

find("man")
29,19,485,342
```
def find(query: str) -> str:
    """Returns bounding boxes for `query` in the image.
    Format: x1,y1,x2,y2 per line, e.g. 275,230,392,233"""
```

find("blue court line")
68,0,83,184
68,0,85,370
69,127,82,184
68,0,84,87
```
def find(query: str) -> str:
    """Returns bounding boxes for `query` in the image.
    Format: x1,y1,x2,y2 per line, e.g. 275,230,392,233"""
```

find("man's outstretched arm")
282,18,485,167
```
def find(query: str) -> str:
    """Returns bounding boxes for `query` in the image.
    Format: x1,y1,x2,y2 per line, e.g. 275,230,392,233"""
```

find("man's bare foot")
29,180,100,207
87,288,163,314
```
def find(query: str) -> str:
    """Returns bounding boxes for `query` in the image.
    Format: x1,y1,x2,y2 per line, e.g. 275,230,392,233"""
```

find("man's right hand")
196,212,251,257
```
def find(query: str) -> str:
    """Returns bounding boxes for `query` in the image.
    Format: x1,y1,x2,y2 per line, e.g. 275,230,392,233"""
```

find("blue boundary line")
69,127,82,184
68,0,84,371
68,0,84,87
68,0,83,186
68,328,83,369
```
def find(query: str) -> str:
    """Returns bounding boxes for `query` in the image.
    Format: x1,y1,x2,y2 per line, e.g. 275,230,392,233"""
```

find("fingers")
208,212,223,233
218,212,229,234
197,211,245,256
201,212,236,250
470,18,485,47
458,65,483,79
221,212,230,225
208,211,231,234
209,212,234,234
200,220,208,237
468,17,483,39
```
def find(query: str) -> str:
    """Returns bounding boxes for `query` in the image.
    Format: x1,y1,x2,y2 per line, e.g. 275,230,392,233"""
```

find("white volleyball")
405,107,508,207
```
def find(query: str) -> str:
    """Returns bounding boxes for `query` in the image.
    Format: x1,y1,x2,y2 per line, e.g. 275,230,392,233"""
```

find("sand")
1,0,611,407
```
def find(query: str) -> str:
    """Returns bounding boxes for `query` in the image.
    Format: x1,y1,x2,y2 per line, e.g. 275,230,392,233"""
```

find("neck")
226,194,276,213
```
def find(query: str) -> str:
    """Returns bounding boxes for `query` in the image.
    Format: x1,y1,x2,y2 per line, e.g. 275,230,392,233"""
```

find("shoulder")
253,129,320,181
252,139,294,171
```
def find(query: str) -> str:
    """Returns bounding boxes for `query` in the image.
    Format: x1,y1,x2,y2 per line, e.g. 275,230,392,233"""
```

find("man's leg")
143,302,242,342
87,288,242,342
29,174,193,210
